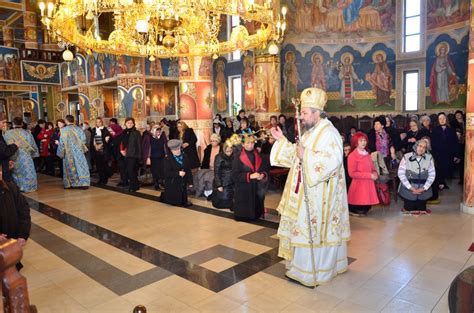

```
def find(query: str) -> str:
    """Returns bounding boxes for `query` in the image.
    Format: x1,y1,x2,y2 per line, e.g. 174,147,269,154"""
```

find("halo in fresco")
435,41,450,56
372,50,387,63
340,52,354,64
312,52,324,64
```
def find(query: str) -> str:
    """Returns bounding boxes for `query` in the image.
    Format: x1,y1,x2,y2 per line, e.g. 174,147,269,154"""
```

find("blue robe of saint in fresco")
57,124,90,188
4,128,39,192
343,0,364,25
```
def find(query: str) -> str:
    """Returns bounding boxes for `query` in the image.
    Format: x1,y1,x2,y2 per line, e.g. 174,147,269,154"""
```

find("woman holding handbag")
347,132,379,216
398,139,436,215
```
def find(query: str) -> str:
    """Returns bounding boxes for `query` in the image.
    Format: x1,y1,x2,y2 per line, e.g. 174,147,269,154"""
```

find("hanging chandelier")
38,0,287,59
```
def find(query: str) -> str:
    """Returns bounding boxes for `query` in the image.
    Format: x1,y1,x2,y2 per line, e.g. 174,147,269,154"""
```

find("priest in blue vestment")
57,115,90,189
4,117,39,192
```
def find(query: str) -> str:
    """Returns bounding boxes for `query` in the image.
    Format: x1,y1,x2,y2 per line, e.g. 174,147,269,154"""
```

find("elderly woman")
403,119,430,152
232,135,269,221
212,140,235,209
420,115,432,134
193,133,221,198
160,139,193,207
347,132,379,216
398,139,436,215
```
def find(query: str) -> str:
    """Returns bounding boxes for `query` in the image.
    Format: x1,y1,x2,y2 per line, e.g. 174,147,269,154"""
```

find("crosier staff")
292,97,317,287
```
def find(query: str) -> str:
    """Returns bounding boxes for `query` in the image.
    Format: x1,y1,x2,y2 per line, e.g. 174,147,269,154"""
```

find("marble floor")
20,174,473,312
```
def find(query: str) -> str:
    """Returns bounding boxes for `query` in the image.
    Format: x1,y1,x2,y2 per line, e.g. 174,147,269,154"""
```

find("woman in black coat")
119,118,142,192
90,117,112,185
160,139,193,207
150,126,168,190
177,121,200,170
212,141,234,209
0,163,30,270
232,136,269,221
431,112,459,189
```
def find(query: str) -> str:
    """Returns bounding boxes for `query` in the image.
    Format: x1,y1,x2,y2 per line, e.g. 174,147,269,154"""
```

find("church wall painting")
212,55,246,114
21,60,60,85
282,0,396,44
427,0,470,31
280,42,396,113
425,33,468,109
0,46,21,82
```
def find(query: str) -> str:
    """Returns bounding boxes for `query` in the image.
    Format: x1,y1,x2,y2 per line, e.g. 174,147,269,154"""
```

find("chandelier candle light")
38,0,287,59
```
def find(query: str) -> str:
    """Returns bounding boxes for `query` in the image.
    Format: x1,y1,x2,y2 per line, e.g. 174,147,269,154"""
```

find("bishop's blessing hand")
271,126,284,140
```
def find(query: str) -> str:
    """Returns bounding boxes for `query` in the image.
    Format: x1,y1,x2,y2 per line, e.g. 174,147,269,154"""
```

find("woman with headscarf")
160,139,193,207
398,139,436,215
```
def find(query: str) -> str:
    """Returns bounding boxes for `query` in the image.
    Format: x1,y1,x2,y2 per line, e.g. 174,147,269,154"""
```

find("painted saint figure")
429,42,458,105
366,51,392,107
338,52,362,107
243,55,254,110
255,65,268,112
311,53,327,90
215,60,227,112
283,51,300,107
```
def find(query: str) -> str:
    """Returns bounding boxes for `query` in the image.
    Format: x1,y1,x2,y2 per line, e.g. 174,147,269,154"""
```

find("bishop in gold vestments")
270,88,351,287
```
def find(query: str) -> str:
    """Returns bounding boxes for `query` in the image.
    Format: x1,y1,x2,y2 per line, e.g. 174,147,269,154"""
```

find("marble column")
254,54,281,124
461,0,474,214
179,56,213,153
23,11,38,49
2,27,14,47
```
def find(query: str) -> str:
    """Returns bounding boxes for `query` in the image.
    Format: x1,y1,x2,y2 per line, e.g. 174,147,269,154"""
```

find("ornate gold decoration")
23,63,57,80
39,0,287,59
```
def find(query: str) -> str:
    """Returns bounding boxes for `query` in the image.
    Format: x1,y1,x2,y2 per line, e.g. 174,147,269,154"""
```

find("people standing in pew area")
403,118,430,153
212,140,234,210
0,163,31,272
368,115,392,162
56,115,90,189
4,117,39,193
119,118,142,192
347,132,379,216
398,139,436,215
232,134,269,221
91,117,112,185
0,118,18,183
160,139,193,207
385,116,401,151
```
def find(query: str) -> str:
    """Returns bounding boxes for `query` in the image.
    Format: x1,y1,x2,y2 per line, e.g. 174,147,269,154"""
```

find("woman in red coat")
347,132,379,216
37,122,54,175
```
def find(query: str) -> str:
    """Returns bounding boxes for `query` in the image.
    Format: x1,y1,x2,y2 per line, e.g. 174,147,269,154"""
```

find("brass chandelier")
38,0,287,59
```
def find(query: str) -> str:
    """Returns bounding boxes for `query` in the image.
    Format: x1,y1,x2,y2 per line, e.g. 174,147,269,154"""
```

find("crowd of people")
0,107,467,233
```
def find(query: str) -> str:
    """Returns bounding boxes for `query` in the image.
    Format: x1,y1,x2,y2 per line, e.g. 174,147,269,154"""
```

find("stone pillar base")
460,203,474,215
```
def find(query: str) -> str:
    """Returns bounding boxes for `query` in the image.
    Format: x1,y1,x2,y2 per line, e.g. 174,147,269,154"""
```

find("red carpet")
469,243,474,252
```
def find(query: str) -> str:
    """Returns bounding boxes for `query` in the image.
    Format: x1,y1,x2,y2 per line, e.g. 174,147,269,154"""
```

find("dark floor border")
91,182,279,230
26,197,282,293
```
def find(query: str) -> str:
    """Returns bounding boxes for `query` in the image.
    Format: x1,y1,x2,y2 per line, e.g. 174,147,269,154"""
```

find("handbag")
376,183,390,205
